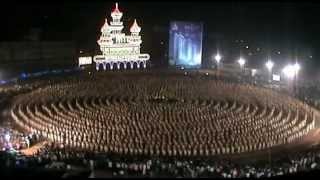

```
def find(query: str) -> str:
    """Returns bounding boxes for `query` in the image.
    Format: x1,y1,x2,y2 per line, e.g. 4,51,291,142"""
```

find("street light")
282,64,295,79
214,53,222,79
293,62,300,73
265,60,274,83
266,60,274,72
214,54,222,64
282,63,301,95
238,57,245,68
237,57,246,82
282,63,300,78
293,62,300,95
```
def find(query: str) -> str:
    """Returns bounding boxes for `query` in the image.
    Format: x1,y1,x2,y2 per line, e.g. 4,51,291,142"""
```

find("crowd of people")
1,140,320,177
296,80,320,110
8,71,317,157
0,127,35,151
0,70,319,177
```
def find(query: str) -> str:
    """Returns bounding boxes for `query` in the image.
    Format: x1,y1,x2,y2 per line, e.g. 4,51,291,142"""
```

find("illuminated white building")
94,3,150,70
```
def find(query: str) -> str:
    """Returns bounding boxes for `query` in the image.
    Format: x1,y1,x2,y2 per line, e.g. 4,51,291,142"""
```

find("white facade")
94,3,150,70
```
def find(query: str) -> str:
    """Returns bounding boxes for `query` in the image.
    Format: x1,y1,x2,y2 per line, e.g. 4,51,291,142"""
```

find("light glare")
238,58,245,67
265,60,274,71
214,54,222,63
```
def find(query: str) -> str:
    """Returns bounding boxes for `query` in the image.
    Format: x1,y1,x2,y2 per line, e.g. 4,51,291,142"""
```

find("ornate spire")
101,18,110,32
130,19,141,34
113,3,120,13
111,2,123,19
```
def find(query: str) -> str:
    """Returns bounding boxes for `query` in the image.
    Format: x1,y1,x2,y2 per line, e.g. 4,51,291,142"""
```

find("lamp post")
214,53,222,78
293,62,300,96
237,57,246,83
238,57,245,73
265,60,274,83
282,64,299,95
282,64,294,93
215,54,222,66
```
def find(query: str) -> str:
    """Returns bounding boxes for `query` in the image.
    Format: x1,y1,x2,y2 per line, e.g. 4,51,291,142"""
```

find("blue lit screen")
169,21,203,68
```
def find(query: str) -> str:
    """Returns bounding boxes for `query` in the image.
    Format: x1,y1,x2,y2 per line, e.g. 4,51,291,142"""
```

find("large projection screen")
169,21,203,68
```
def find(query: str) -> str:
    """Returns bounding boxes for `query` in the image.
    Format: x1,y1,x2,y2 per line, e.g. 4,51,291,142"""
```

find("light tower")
282,62,300,95
214,53,222,65
238,57,246,71
130,19,142,51
265,60,274,83
110,3,123,27
293,62,300,95
110,2,124,43
98,18,112,55
93,2,150,71
237,57,246,82
130,19,143,68
214,53,222,78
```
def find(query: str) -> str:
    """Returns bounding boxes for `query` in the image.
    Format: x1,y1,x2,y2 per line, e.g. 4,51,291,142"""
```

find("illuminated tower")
98,18,112,54
130,19,142,55
109,3,125,43
94,2,150,70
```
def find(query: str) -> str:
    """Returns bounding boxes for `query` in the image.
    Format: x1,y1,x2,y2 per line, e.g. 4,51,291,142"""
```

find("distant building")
94,3,150,70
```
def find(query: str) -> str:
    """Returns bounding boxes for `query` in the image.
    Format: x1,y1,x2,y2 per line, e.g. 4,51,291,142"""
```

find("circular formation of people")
9,71,318,158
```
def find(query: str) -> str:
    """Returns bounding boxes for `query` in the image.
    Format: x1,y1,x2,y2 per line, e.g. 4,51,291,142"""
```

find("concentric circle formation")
9,72,318,157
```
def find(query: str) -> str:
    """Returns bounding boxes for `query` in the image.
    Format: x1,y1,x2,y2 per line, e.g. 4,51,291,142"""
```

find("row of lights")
213,53,300,79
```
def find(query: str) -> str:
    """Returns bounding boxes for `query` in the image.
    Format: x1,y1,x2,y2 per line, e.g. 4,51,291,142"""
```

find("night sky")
1,0,320,73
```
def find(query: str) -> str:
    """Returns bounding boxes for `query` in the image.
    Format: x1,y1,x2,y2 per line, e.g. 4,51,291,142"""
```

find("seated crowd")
1,140,320,177
0,70,319,177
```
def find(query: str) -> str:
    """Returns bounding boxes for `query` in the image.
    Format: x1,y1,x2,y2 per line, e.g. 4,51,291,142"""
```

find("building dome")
130,19,141,34
111,3,123,19
101,18,110,33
